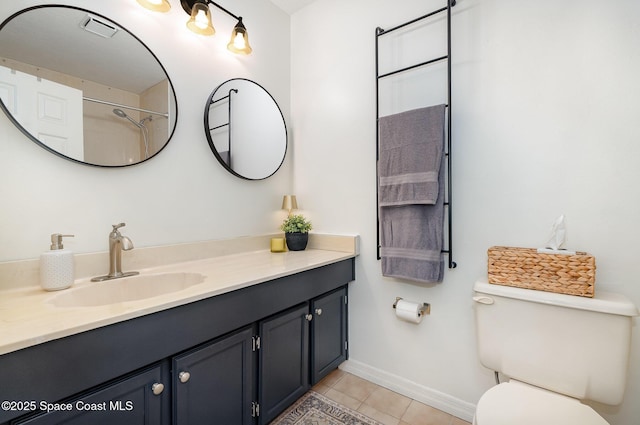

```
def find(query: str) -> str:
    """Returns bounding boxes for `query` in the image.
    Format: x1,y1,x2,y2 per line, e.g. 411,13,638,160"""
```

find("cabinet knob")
151,383,164,395
305,314,313,322
179,371,191,383
315,308,323,316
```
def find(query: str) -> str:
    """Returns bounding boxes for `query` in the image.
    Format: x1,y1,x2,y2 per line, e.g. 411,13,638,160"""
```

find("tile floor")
311,369,471,425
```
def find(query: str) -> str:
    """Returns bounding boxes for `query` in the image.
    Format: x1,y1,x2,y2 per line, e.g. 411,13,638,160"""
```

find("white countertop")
0,234,358,356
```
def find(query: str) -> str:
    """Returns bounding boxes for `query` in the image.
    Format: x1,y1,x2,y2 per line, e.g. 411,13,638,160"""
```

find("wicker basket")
487,246,596,297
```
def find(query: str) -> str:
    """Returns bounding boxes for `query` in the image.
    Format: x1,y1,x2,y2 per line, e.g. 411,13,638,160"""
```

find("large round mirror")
0,5,177,167
205,78,287,180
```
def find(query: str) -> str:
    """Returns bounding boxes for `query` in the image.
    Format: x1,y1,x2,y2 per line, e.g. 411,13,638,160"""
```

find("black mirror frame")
204,78,287,180
0,4,179,168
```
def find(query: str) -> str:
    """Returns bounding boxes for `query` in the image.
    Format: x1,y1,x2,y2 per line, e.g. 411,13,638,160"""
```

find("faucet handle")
112,223,126,231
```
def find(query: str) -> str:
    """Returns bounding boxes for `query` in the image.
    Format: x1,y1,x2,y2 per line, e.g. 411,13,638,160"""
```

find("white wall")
0,0,291,261
291,0,640,423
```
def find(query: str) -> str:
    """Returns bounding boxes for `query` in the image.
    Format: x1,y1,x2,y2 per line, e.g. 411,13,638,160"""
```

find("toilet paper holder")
393,297,431,316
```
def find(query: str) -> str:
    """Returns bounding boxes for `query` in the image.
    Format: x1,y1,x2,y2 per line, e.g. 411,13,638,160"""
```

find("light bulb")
233,33,246,49
194,10,209,30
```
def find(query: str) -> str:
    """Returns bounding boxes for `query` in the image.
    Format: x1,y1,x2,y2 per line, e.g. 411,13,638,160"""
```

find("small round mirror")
205,78,287,180
0,5,178,167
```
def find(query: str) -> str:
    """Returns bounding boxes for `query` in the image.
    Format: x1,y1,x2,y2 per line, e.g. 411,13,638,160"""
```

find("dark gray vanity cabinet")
258,304,310,425
14,363,170,425
1,259,354,425
310,287,348,385
173,326,255,425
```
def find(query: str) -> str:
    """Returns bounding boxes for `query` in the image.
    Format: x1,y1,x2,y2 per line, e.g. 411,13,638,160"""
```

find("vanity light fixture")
136,0,252,54
282,195,298,217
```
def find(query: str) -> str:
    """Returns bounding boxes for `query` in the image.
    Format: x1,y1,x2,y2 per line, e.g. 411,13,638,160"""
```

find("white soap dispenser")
40,233,75,291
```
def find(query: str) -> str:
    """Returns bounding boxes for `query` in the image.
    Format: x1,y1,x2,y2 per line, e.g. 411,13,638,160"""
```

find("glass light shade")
227,18,252,54
136,0,171,12
187,2,215,36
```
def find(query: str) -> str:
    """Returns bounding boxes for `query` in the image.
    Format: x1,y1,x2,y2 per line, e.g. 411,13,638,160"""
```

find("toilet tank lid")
474,280,638,317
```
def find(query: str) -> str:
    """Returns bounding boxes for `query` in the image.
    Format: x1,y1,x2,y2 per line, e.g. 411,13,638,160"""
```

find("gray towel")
379,105,446,283
378,105,445,206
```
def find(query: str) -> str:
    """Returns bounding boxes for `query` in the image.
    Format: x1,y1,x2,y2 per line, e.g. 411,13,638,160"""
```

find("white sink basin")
49,272,206,308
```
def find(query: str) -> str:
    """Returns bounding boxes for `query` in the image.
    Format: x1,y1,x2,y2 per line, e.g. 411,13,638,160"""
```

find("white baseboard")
339,359,476,423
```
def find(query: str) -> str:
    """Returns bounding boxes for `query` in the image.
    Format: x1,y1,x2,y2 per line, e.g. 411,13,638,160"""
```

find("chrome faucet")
91,223,139,282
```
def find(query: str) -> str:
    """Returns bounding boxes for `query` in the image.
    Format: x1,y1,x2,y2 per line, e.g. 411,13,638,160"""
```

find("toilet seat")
474,381,608,425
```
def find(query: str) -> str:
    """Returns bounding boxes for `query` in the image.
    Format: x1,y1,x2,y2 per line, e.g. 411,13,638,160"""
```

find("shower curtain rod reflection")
83,96,169,117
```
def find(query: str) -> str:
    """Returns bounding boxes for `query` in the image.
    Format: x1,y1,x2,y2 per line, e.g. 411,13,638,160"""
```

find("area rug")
270,390,384,425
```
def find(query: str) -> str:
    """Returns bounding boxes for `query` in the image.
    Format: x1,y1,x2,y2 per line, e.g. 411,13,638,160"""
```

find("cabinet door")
15,363,169,425
258,303,309,425
173,326,255,425
311,286,348,385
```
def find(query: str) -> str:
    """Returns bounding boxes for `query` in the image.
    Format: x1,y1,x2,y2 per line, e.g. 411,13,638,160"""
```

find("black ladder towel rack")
375,1,457,269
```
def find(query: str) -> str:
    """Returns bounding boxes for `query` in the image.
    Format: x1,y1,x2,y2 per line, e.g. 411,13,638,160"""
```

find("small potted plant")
280,214,312,251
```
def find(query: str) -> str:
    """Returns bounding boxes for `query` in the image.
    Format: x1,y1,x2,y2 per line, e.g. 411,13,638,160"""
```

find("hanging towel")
379,165,445,283
378,105,446,283
378,105,445,206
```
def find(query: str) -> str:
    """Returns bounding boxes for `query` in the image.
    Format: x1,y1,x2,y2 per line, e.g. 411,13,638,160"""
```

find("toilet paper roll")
395,299,423,324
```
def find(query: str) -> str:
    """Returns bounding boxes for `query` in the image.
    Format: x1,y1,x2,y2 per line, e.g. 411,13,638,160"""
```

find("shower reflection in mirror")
83,97,169,161
113,109,151,160
83,95,170,164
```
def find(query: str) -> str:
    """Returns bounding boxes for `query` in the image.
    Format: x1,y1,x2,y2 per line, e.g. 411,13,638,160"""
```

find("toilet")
472,280,638,425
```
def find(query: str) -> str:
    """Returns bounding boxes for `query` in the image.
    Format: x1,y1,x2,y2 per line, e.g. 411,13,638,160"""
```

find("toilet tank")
473,281,638,405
